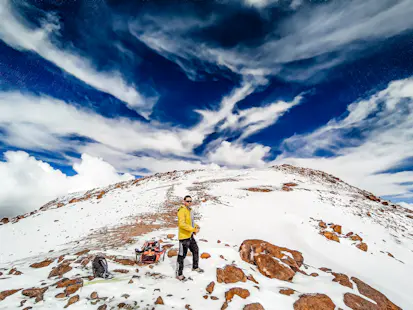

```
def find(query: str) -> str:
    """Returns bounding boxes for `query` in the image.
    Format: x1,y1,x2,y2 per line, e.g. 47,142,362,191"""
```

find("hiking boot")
176,275,186,281
192,268,204,273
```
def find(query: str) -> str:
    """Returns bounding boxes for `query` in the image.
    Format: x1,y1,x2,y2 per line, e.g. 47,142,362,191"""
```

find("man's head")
183,195,192,208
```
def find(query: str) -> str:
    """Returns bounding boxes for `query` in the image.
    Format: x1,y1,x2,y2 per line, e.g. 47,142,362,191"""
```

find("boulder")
206,282,215,294
322,231,340,242
356,243,368,252
254,254,295,281
244,303,265,310
332,273,353,289
351,235,363,242
279,288,295,296
225,288,250,301
64,295,79,308
201,253,211,259
1,218,9,224
22,287,48,303
344,293,378,309
217,265,247,283
331,225,342,234
30,259,54,268
48,263,72,278
293,294,335,310
0,289,22,301
211,296,219,300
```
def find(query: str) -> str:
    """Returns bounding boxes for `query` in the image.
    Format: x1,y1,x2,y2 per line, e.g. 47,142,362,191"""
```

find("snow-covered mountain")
0,165,412,309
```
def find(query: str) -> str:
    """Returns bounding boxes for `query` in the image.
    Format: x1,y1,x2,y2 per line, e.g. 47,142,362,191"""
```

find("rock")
293,294,335,310
217,265,247,283
221,302,229,310
332,225,342,234
282,186,293,191
346,277,402,310
319,267,332,273
322,231,340,242
22,287,48,303
114,258,136,266
284,182,298,187
114,269,129,273
91,292,98,299
225,288,250,301
367,212,372,217
244,303,265,310
351,234,363,241
23,308,32,310
206,281,215,294
1,217,9,224
185,305,192,310
203,295,208,299
65,282,82,295
168,249,178,257
167,234,175,239
332,273,353,289
247,274,259,284
310,273,319,277
128,279,133,284
388,252,394,258
55,293,66,298
201,253,211,259
30,259,54,268
55,278,83,288
220,255,225,260
319,221,327,228
64,295,79,308
211,296,219,300
200,239,208,242
58,255,65,263
366,194,380,202
346,232,354,237
217,240,221,243
97,191,106,199
255,254,296,281
356,243,368,252
74,249,90,256
344,293,378,309
48,263,72,278
0,289,22,301
155,296,164,305
382,201,389,206
122,294,130,299
280,288,295,296
98,305,107,310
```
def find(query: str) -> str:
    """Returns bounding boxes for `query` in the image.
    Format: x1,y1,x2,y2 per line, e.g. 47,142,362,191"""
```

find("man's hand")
195,226,200,234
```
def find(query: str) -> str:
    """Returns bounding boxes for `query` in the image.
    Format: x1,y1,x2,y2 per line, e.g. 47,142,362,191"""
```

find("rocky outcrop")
217,265,247,283
293,294,335,310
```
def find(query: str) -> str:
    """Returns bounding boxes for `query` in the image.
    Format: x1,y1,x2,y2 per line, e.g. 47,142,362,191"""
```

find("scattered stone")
211,296,219,300
217,265,247,283
280,288,295,296
185,305,192,310
206,281,215,294
365,194,380,202
284,182,298,187
244,303,265,310
55,278,83,288
319,221,327,228
20,300,27,306
200,239,208,242
322,231,340,242
221,301,229,310
220,255,225,259
356,243,368,252
201,253,211,259
30,259,54,268
332,273,353,289
203,295,208,299
55,293,66,298
0,289,22,301
74,249,90,256
23,307,32,310
58,255,65,263
48,263,72,278
64,295,79,308
168,249,178,257
310,273,319,277
1,218,9,224
128,279,133,284
293,294,335,310
346,232,354,237
155,296,164,305
114,269,129,273
22,287,48,303
344,293,378,310
97,191,106,199
332,225,342,234
167,234,175,239
217,240,221,243
225,288,250,301
65,282,82,295
351,235,363,242
282,186,293,191
388,252,394,258
319,267,332,273
247,274,259,284
149,265,154,269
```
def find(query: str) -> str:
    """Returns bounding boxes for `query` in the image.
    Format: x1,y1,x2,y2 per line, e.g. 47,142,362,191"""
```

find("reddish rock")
75,249,90,256
118,303,126,308
382,201,389,206
282,186,293,191
217,265,247,283
367,212,372,217
356,243,368,252
319,267,332,273
388,252,394,258
201,253,211,259
284,182,298,187
9,268,22,275
30,259,54,268
211,296,219,300
310,273,319,277
48,263,72,278
128,279,133,284
217,240,221,243
55,293,66,298
65,283,82,295
0,289,22,301
161,244,174,250
255,254,295,281
114,258,136,266
332,273,353,288
58,255,65,263
1,218,9,224
221,302,229,310
22,287,48,303
319,221,327,228
155,296,164,305
97,191,106,199
331,225,342,234
64,295,79,308
244,303,265,310
114,269,129,273
55,278,82,288
23,308,32,310
344,293,378,309
247,274,259,284
346,232,354,237
220,255,225,260
98,305,107,310
168,249,178,257
203,295,208,299
322,231,340,242
280,288,295,296
206,281,215,294
293,294,335,310
225,288,250,301
167,234,175,239
366,194,380,202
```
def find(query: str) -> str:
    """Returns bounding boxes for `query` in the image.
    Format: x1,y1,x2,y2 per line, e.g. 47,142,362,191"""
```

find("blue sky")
1,0,413,216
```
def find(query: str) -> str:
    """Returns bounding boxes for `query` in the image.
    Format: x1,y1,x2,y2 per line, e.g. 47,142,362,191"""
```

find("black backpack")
92,255,110,278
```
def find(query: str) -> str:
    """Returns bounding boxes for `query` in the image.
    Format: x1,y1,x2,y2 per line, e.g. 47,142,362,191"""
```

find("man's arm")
178,209,196,233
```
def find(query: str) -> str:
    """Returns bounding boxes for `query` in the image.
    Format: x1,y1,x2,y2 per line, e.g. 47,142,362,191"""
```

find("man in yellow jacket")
176,195,204,280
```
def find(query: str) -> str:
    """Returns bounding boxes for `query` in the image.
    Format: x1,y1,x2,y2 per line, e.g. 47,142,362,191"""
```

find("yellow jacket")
178,205,198,240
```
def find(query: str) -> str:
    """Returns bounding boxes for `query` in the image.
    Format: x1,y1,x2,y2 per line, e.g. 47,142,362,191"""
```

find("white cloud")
208,141,270,167
0,1,154,117
0,151,133,218
275,77,413,198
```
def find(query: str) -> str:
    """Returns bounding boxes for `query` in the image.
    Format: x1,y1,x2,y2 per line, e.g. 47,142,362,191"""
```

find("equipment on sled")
135,240,166,264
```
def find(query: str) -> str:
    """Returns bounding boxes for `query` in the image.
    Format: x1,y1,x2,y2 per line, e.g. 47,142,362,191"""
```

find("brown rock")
282,186,293,191
344,293,378,309
284,182,298,187
332,225,342,234
167,234,175,239
48,263,72,278
356,243,368,252
128,279,133,284
221,302,229,310
65,283,82,295
247,274,259,284
98,305,107,310
203,295,208,299
206,281,215,294
168,249,178,257
64,295,79,308
293,294,335,310
388,252,394,258
217,265,247,283
74,249,90,256
349,277,401,310
310,273,319,277
155,296,164,305
22,287,48,303
23,308,32,310
55,278,83,288
382,201,389,206
201,253,211,259
319,267,332,273
217,240,221,243
114,269,129,273
367,212,371,217
90,291,98,299
322,231,340,242
211,296,219,300
55,293,66,298
346,232,354,237
366,194,380,202
117,302,126,308
0,289,22,301
58,255,65,263
1,218,9,224
30,259,54,268
332,273,353,289
220,255,225,259
244,303,265,310
97,191,106,199
351,234,363,242
280,288,295,296
319,221,327,228
254,254,295,281
225,287,250,301
14,270,23,275
114,258,136,266
185,305,192,310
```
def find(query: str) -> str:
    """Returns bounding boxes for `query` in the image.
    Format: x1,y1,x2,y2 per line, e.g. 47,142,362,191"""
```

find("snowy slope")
0,165,412,309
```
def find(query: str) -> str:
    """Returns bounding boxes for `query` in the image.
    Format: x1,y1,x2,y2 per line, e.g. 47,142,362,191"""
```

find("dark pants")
176,235,199,276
